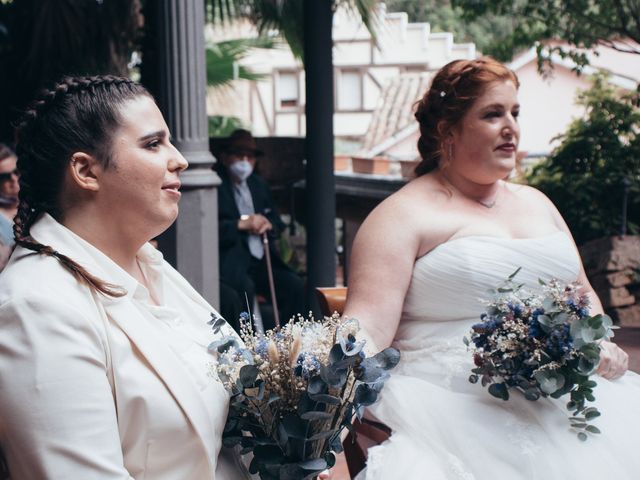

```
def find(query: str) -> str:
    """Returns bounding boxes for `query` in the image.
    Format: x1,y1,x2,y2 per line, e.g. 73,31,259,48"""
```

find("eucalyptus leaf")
537,315,553,328
300,411,333,421
534,371,565,394
282,413,307,439
524,389,540,401
298,458,328,470
208,316,226,330
354,383,379,406
373,347,401,370
208,336,239,353
325,451,336,468
553,312,570,325
252,445,283,464
357,364,385,383
488,382,509,400
307,376,326,395
330,434,344,453
587,314,604,330
308,393,342,405
329,343,345,363
542,298,559,313
508,267,522,280
320,364,347,388
239,364,260,387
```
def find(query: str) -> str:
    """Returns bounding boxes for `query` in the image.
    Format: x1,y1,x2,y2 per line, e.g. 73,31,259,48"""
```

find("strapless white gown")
359,232,640,480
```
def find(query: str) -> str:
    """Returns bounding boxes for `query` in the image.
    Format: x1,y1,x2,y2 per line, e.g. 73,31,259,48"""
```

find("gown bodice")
360,231,640,480
393,232,580,363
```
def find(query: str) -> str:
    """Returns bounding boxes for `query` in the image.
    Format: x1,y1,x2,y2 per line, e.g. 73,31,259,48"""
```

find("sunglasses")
0,169,19,181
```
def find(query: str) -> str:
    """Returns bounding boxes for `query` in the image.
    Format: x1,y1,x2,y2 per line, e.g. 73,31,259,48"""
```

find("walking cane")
262,232,281,330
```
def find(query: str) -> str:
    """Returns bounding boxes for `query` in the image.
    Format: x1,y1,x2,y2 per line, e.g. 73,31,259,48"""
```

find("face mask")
229,159,254,182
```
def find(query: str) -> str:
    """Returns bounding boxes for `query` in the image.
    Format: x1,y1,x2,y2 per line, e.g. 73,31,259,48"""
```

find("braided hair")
414,57,519,176
14,75,151,296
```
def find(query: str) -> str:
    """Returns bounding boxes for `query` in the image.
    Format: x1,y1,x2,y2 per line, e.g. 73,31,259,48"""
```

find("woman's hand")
318,452,350,479
597,341,629,380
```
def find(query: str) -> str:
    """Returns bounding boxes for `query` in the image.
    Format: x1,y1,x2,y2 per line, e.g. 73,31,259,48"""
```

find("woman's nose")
170,146,189,172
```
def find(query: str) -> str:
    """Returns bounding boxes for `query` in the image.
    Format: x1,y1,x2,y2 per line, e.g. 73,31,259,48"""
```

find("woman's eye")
512,110,520,119
484,111,501,119
145,140,160,149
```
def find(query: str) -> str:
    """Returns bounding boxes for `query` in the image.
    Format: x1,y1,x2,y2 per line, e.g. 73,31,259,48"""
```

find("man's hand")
597,341,629,380
238,214,272,235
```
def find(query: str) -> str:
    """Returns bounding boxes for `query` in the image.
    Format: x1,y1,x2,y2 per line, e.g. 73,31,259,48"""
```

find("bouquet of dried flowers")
464,268,615,440
209,312,399,479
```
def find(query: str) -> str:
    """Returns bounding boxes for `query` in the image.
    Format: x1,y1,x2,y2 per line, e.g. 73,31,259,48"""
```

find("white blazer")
0,214,247,479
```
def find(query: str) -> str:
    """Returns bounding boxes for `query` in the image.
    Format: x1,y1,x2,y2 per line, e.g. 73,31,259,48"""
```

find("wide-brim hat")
223,129,264,157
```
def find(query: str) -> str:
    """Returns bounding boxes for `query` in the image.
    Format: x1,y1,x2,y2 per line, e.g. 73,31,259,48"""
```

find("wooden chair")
315,287,348,317
315,287,391,478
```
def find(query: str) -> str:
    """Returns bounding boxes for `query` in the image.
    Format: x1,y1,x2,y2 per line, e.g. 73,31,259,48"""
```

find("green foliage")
384,0,516,59
206,37,278,89
208,115,245,138
205,0,381,62
454,0,640,72
219,323,399,479
526,74,640,245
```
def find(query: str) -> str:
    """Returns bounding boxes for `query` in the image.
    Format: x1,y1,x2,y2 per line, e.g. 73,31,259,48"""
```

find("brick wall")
579,236,640,326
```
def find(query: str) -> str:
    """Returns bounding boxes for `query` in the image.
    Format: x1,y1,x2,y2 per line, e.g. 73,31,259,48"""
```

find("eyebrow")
480,103,520,110
137,130,171,142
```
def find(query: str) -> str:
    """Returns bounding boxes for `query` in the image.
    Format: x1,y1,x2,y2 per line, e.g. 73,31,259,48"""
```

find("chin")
151,209,179,236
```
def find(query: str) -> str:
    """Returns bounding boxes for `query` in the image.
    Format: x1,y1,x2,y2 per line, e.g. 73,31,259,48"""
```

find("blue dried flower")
545,324,574,360
255,338,269,359
295,353,321,379
239,311,250,322
507,302,524,317
528,318,543,339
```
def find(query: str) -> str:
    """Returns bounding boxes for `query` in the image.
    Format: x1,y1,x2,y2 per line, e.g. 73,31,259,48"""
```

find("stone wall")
579,236,640,326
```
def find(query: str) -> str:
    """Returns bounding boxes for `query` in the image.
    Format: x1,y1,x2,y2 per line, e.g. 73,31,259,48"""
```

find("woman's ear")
68,152,101,192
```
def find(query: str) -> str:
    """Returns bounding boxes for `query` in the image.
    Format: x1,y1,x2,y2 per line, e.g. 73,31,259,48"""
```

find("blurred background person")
217,129,304,331
0,144,18,270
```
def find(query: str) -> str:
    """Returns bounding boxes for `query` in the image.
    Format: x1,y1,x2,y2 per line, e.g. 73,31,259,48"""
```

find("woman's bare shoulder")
506,181,552,202
371,175,448,219
356,174,454,254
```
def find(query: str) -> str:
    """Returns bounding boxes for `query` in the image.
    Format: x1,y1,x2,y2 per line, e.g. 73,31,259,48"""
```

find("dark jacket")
217,168,287,289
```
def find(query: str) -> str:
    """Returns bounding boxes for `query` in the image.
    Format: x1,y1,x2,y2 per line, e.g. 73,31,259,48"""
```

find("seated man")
217,129,304,330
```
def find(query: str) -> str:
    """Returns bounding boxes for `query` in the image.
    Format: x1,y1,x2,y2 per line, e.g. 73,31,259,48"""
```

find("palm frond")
337,0,381,44
205,0,381,62
206,36,278,88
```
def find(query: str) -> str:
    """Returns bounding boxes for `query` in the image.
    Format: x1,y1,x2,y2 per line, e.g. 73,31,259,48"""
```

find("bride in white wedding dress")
333,57,640,479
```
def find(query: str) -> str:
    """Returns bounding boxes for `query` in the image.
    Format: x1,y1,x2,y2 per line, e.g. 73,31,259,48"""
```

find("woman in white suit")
0,76,248,479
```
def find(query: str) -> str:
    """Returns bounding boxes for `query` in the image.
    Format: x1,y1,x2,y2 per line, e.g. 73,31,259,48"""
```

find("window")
278,72,299,109
337,70,362,111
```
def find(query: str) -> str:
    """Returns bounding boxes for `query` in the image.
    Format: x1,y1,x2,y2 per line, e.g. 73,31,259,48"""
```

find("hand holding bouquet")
210,313,400,479
465,269,615,440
